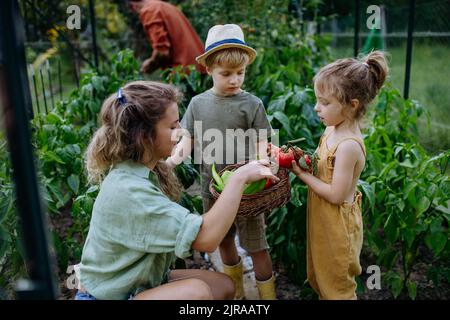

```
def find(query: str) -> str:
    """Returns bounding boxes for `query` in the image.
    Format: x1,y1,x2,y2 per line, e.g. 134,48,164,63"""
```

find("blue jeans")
75,291,97,300
74,290,136,300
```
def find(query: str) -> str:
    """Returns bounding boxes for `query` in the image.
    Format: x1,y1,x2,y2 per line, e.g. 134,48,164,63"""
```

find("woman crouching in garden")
74,81,278,300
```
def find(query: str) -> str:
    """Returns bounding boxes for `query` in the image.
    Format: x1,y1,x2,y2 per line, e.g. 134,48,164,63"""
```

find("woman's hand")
192,160,279,253
233,160,280,184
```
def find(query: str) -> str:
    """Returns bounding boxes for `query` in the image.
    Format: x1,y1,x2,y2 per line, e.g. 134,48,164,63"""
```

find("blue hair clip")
117,88,126,105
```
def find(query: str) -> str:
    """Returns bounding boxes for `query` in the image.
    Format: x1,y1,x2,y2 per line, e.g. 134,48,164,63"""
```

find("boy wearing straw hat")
166,24,276,300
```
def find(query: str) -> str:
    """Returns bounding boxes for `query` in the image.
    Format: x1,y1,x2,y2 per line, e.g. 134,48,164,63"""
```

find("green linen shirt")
78,160,203,300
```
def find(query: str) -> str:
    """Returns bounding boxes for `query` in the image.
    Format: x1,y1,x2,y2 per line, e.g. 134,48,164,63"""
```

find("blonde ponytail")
314,50,389,120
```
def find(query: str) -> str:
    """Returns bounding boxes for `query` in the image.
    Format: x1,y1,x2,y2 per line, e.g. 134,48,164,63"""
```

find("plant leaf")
425,231,447,256
407,281,417,300
416,196,431,216
389,274,403,298
272,111,293,137
67,174,80,195
358,179,374,209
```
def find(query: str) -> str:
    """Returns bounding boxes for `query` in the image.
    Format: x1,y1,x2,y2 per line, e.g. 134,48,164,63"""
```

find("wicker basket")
209,163,291,217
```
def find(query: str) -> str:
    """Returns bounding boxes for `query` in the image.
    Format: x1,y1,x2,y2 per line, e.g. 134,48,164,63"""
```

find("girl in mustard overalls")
290,51,389,299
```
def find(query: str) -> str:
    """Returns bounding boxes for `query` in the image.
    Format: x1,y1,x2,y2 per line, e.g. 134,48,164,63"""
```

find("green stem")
287,137,306,144
401,240,410,292
441,156,448,174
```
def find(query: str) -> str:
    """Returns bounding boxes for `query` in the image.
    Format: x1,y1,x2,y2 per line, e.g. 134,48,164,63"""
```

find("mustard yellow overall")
307,131,365,300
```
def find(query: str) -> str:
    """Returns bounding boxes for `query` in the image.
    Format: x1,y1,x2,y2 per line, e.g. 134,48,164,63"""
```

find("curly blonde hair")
85,81,183,201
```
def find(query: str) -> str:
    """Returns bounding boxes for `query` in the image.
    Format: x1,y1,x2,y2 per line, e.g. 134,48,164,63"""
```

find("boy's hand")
165,157,176,169
266,143,279,157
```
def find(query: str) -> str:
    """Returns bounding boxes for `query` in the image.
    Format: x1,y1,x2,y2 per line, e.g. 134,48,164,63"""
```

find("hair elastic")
117,88,126,105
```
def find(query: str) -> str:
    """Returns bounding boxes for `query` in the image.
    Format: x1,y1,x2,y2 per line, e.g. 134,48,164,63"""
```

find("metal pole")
30,65,41,116
31,0,37,40
58,59,63,101
22,0,29,40
0,0,58,300
299,0,305,36
381,5,387,50
88,0,99,70
354,0,361,57
46,60,55,111
39,66,48,114
73,50,80,89
404,0,415,99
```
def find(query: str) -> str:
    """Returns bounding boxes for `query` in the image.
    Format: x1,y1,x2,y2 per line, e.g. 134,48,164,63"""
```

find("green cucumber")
220,170,234,185
243,178,267,195
211,163,224,191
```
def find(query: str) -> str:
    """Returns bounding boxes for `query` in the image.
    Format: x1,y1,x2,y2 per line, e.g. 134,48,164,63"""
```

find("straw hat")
196,24,257,67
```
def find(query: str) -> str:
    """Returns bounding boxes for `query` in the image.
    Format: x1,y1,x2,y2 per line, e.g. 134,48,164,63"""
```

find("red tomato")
277,146,295,168
268,143,306,168
264,177,280,189
264,178,272,189
305,154,311,166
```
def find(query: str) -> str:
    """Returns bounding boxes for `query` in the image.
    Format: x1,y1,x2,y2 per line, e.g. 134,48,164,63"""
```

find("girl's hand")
290,160,308,178
233,160,280,184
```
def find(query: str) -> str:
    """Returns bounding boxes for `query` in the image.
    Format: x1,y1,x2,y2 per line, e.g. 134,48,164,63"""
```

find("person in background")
127,0,206,74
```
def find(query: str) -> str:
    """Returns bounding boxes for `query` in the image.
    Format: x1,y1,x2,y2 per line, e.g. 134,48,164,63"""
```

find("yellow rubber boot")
256,273,277,300
222,258,245,300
